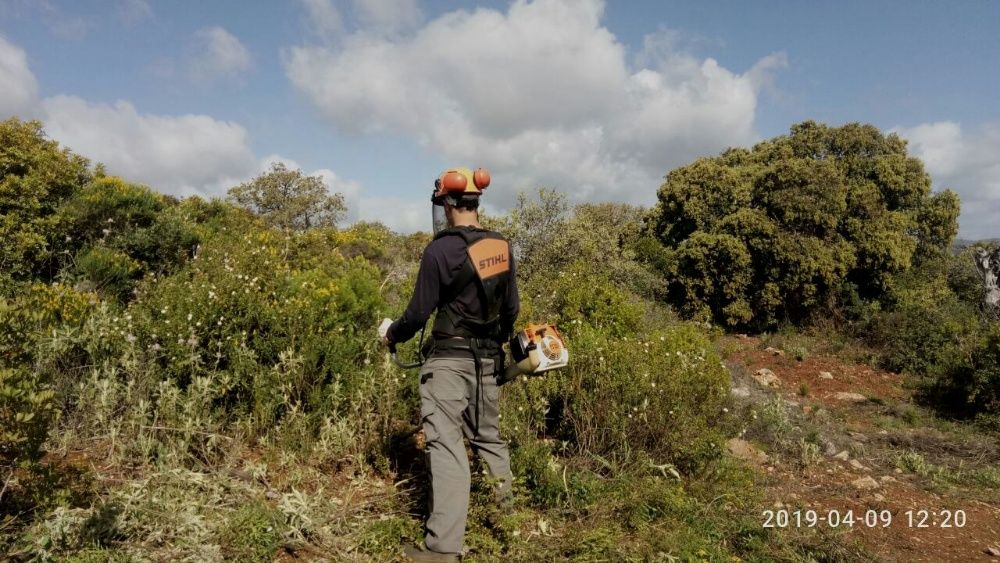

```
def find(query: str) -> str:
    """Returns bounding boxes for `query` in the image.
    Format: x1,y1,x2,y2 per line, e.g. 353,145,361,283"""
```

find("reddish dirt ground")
724,336,1000,562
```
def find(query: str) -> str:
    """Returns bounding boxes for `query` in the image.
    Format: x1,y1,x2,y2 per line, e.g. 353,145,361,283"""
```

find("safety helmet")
433,167,490,202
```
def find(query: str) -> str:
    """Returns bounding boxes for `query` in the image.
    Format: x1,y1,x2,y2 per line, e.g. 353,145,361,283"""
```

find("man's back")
389,227,519,345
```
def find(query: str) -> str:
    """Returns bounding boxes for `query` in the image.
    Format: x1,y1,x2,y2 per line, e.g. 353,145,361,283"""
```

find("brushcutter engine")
497,323,569,385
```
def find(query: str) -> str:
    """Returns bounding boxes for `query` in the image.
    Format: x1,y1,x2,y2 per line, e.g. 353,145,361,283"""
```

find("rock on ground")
753,368,780,388
819,371,834,380
726,438,769,464
823,441,838,456
851,476,880,490
764,346,785,356
833,392,867,402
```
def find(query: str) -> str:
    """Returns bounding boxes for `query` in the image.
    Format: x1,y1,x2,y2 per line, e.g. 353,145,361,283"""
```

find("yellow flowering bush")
0,283,97,365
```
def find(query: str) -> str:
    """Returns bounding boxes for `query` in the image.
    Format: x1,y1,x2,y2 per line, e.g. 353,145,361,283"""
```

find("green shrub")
227,162,346,232
523,261,644,337
928,322,1000,421
0,367,58,477
487,190,662,301
52,177,200,301
74,247,143,301
218,501,285,562
868,277,979,378
0,118,92,288
786,344,808,361
504,323,730,473
0,282,97,366
129,227,380,392
970,322,1000,415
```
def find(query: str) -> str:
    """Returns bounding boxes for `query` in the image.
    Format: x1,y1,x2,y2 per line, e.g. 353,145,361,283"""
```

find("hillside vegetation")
1,117,998,561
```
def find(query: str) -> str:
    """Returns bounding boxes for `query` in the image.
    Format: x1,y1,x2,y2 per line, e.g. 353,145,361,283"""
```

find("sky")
1,0,998,238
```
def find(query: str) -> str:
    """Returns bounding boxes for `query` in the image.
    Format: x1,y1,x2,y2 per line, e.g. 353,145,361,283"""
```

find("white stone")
851,476,880,490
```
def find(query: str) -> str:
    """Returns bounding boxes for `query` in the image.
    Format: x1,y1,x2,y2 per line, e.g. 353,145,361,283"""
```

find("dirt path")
722,336,1000,562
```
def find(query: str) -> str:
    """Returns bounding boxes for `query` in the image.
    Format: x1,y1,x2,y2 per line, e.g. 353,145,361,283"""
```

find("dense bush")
869,274,980,378
3,117,925,560
864,249,1000,421
488,190,729,473
50,176,200,301
966,323,1000,422
648,121,960,329
0,282,98,366
0,367,58,473
488,189,663,301
502,322,729,475
0,118,92,293
113,225,385,429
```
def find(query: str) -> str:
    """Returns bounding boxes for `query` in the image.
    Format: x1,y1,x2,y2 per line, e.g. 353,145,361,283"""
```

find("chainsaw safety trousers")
419,355,512,555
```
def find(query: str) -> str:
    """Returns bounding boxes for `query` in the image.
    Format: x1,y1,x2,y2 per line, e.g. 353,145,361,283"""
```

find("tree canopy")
227,163,347,232
647,121,960,329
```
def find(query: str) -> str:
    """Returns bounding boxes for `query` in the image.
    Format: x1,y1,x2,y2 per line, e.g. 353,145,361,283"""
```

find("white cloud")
352,0,423,34
190,26,253,82
0,35,39,119
300,0,344,38
259,154,303,172
894,121,1000,239
357,196,427,232
284,0,785,210
42,95,257,196
0,0,91,39
1,35,370,219
893,122,965,178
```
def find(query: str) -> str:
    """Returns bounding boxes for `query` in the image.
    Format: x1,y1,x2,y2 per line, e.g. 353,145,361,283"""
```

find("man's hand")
378,318,393,347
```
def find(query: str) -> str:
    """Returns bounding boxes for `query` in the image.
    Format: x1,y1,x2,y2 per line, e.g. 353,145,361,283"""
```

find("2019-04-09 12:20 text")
762,509,968,528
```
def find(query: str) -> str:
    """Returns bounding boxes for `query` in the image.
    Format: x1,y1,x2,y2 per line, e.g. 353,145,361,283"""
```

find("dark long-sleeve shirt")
388,228,519,345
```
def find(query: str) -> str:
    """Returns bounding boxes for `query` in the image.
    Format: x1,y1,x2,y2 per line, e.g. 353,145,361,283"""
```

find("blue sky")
1,0,998,237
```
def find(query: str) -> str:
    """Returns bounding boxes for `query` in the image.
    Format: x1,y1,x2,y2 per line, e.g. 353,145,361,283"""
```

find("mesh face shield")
432,202,448,235
431,185,478,235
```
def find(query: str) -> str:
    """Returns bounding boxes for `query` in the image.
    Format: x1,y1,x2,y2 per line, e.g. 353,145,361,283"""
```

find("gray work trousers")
419,355,512,555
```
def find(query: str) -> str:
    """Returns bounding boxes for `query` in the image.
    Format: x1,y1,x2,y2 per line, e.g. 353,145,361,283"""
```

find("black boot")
402,542,461,562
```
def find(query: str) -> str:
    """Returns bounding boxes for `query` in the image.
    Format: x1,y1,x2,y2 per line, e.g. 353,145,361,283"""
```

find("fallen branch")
140,425,234,440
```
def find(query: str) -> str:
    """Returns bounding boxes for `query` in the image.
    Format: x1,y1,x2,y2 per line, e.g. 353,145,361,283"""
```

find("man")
383,167,519,562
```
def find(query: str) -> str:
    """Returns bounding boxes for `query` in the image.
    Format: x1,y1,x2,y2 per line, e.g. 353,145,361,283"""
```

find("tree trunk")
974,246,1000,316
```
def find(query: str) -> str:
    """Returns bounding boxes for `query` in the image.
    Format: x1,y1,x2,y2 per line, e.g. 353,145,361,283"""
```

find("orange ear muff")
440,171,468,193
473,168,490,189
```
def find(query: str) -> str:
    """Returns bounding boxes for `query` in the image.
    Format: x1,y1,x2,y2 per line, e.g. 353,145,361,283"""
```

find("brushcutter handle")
391,352,423,370
378,318,424,369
